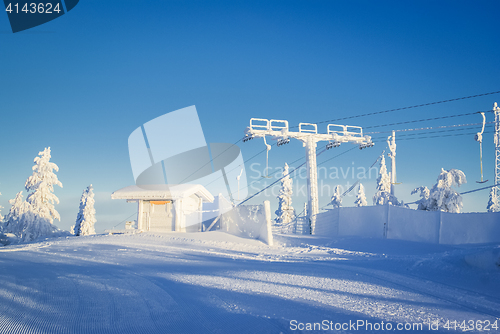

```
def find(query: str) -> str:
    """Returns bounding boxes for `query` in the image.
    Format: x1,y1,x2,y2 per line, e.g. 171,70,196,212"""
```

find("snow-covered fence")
339,206,387,238
219,202,273,245
313,209,337,236
314,206,387,238
387,206,440,243
293,216,311,235
313,205,500,245
439,211,500,244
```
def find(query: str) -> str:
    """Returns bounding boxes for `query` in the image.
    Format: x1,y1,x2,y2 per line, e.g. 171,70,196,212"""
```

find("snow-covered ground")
0,232,499,333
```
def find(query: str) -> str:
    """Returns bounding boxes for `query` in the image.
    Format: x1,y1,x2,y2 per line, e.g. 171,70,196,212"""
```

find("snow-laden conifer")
331,185,342,208
15,147,63,242
275,163,295,233
20,209,55,242
3,191,29,237
486,187,499,213
428,168,466,213
72,185,96,236
413,168,466,213
411,186,430,211
25,147,63,224
354,183,367,207
373,155,399,205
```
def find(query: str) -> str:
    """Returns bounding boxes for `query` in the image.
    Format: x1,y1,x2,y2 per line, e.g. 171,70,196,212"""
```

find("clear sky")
1,0,499,232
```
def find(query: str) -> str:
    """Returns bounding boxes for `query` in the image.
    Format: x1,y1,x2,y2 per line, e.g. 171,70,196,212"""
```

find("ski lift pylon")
236,167,243,200
262,137,272,178
475,112,488,184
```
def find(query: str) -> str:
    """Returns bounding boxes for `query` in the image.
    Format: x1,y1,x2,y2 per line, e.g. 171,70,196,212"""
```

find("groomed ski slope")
0,232,499,334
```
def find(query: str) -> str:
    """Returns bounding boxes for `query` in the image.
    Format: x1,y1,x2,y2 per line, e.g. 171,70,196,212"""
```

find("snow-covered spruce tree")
354,183,367,207
373,155,399,205
487,187,500,213
23,147,62,241
3,191,29,237
411,186,430,211
275,163,295,233
425,168,466,213
331,185,342,208
72,185,96,236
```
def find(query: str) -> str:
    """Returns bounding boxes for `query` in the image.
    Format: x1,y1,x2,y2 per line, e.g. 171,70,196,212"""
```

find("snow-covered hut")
111,184,214,232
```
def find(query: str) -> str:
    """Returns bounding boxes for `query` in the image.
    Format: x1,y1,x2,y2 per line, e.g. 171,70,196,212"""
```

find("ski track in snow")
0,232,499,334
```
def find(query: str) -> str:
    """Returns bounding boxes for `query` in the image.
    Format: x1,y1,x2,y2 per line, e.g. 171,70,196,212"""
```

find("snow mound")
464,247,500,270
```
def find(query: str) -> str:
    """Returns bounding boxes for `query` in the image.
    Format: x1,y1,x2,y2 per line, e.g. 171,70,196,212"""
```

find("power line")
369,125,494,141
371,130,493,142
202,141,273,188
179,137,243,184
237,156,310,206
366,121,493,135
230,145,324,197
363,111,482,130
200,92,500,202
460,183,500,195
317,146,358,167
237,146,359,206
112,212,137,228
290,91,500,127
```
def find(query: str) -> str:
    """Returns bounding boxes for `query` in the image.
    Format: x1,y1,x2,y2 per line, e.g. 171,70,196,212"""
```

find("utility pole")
244,119,374,234
387,130,396,196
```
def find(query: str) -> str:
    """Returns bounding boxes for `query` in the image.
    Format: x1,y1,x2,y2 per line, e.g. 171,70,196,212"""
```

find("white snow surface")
0,232,499,333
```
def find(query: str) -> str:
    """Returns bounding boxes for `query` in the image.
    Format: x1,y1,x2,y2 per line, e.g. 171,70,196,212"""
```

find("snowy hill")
0,232,499,333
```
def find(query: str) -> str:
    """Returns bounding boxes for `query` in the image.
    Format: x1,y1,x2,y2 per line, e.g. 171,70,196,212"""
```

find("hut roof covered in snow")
111,184,214,202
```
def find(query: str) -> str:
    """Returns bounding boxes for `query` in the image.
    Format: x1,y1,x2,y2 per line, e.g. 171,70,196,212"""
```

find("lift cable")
289,90,500,127
236,146,359,206
112,212,138,229
202,142,272,188
225,121,492,201
363,111,490,130
230,145,325,197
369,125,494,141
371,130,494,143
365,121,494,135
178,137,243,184
460,183,500,195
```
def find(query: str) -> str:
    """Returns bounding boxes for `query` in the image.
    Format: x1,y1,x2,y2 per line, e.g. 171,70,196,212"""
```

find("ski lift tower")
387,130,397,196
494,102,500,201
244,118,374,234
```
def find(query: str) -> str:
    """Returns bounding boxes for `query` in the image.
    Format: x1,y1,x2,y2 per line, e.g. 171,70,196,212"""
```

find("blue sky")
1,0,499,232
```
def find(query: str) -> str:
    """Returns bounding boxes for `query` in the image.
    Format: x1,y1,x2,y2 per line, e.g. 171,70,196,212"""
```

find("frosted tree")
20,147,63,241
25,147,63,223
414,168,466,213
72,185,97,236
373,155,399,205
354,183,368,207
411,186,430,211
486,187,500,213
428,168,466,213
275,163,295,233
3,191,29,236
331,185,342,208
20,209,56,242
